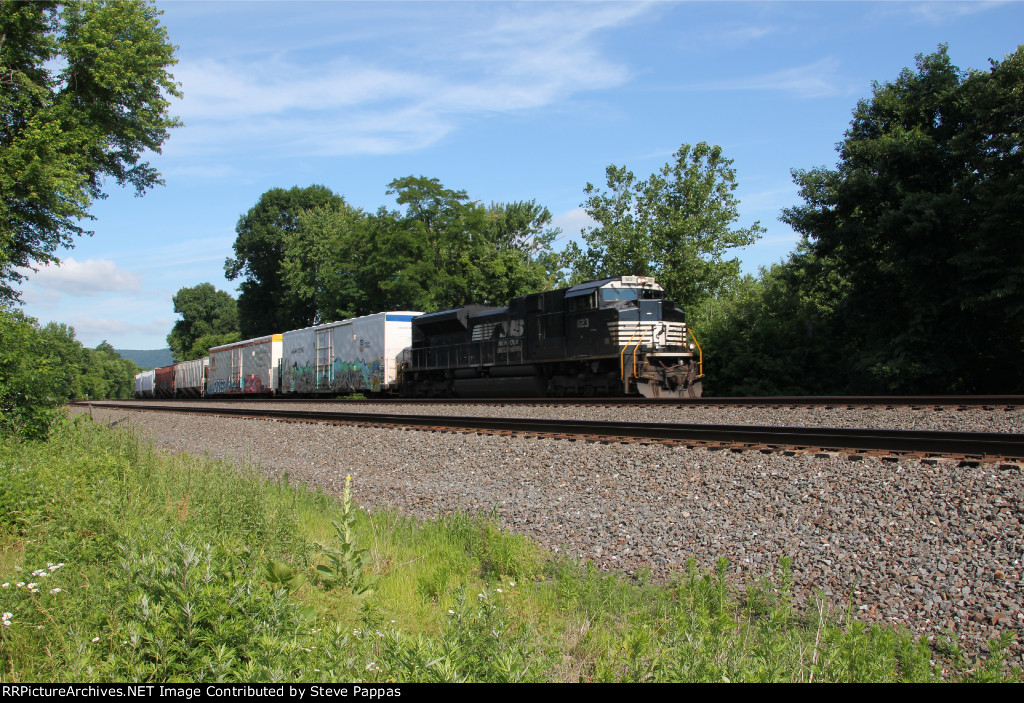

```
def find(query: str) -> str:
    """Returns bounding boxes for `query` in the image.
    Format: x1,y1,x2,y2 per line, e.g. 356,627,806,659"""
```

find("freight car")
207,334,283,395
281,311,421,394
400,275,703,398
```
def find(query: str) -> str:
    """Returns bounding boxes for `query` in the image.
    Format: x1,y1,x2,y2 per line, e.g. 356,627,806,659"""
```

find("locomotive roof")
564,276,659,298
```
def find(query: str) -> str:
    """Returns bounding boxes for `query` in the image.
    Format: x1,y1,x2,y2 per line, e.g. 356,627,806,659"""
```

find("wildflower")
1,584,8,588
27,583,37,589
448,610,455,615
92,637,100,642
50,588,62,594
15,582,25,588
509,581,516,587
496,588,503,593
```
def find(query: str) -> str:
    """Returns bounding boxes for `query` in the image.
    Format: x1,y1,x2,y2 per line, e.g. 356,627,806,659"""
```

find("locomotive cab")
562,276,702,397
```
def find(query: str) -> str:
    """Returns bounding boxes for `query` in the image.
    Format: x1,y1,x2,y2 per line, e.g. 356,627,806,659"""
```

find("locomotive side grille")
472,322,500,342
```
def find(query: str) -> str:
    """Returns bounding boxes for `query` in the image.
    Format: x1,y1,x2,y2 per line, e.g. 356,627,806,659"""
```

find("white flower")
92,637,100,642
448,609,455,614
1,583,8,588
509,581,516,587
49,588,62,594
496,588,503,593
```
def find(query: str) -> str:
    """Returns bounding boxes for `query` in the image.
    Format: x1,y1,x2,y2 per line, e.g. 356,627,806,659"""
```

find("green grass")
0,417,1018,682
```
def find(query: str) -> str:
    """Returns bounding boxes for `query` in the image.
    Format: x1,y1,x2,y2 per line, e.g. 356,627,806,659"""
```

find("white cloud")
551,207,599,247
26,258,142,297
902,1,1007,24
166,3,646,158
696,58,850,99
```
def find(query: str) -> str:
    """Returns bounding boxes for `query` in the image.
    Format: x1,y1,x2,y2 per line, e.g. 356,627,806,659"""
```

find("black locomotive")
400,276,703,398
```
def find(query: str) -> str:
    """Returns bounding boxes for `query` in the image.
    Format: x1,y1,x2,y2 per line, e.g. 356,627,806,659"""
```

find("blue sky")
15,0,1024,349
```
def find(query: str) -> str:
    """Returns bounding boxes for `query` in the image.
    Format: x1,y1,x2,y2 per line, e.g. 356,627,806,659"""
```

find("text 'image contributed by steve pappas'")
1,685,404,699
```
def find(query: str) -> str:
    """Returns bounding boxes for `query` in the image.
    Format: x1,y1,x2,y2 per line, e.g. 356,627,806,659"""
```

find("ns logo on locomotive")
134,276,703,400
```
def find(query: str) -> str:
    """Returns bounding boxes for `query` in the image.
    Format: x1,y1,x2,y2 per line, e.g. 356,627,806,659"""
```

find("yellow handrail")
619,327,643,382
688,327,704,377
631,326,650,379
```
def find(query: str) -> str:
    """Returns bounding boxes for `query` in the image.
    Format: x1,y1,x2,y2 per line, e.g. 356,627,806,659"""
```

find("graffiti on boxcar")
284,361,316,393
208,379,229,395
243,374,266,393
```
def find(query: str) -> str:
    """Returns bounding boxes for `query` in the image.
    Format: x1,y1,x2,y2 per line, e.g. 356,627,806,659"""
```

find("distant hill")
116,349,173,369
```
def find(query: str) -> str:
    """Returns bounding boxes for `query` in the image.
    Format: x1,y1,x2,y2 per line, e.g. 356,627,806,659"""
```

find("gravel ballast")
117,399,1024,434
76,405,1024,665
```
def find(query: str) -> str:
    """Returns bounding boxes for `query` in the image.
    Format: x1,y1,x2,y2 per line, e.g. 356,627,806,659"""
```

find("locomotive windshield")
601,288,638,302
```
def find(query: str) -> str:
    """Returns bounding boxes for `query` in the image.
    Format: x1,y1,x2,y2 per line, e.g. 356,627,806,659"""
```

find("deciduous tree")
564,143,763,308
0,0,181,302
782,45,1024,392
166,283,240,361
226,185,346,336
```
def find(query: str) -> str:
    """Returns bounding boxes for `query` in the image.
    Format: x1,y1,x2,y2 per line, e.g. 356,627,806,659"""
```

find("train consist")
134,276,704,399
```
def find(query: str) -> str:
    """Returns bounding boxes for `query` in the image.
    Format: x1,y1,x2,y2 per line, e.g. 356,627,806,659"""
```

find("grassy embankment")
0,417,1018,682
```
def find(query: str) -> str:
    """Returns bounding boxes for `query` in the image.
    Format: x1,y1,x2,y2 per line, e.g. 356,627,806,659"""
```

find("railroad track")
109,394,1024,408
73,401,1024,463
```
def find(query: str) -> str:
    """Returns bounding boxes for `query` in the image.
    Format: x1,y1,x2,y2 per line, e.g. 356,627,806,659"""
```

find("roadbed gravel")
107,399,1024,433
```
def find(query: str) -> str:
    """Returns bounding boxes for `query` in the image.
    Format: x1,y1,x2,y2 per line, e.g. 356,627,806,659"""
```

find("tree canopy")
0,0,181,302
229,178,562,335
166,283,240,361
564,143,763,308
1,309,138,438
225,185,346,337
782,45,1024,393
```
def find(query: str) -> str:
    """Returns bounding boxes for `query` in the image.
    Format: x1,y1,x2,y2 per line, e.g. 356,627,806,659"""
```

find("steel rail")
101,394,1024,406
75,402,1024,459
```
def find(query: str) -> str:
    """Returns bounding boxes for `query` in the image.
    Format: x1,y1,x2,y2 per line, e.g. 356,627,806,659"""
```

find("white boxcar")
134,370,156,398
281,311,421,394
174,357,208,397
207,334,282,395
